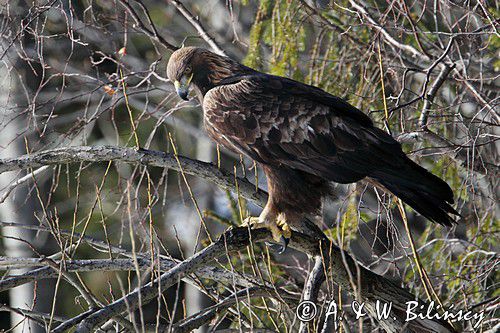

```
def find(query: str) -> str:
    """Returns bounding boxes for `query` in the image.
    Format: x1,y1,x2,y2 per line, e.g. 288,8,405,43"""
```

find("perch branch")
67,228,455,332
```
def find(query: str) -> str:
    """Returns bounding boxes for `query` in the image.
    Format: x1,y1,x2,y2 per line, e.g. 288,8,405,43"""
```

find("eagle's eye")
184,65,192,76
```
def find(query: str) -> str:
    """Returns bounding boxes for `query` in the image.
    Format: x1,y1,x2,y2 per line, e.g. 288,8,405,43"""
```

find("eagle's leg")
244,165,328,253
242,213,292,253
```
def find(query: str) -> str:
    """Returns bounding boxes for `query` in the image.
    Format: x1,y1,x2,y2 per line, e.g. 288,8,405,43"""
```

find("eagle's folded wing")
203,74,405,183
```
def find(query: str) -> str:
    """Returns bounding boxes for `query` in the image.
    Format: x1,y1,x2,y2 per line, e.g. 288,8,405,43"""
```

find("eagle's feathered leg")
242,165,330,253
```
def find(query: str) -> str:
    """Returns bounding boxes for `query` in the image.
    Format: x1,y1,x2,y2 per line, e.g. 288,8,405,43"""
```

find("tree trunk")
0,41,51,333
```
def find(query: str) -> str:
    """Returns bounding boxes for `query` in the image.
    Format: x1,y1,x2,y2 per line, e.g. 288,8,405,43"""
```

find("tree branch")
0,221,271,293
166,0,226,56
0,257,271,292
0,146,268,207
396,130,498,175
348,0,429,61
172,287,299,333
62,227,456,332
117,0,178,51
299,255,325,333
70,228,270,332
418,65,454,130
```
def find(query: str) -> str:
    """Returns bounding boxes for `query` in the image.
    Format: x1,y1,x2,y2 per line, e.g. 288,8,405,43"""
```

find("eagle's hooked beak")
174,73,193,101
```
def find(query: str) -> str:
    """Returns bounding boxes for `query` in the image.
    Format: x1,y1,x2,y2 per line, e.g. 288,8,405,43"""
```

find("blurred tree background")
0,0,498,332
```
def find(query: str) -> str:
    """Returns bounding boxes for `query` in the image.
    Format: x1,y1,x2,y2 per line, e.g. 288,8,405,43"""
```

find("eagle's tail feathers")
371,159,459,226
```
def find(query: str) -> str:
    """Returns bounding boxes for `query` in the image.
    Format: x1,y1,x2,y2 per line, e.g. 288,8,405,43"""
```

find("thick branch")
289,233,456,333
0,257,267,292
67,228,455,332
299,255,325,333
0,221,272,293
419,64,456,130
71,228,270,332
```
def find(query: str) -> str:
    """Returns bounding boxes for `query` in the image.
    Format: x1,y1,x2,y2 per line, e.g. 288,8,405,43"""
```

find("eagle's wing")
203,74,457,225
203,74,403,183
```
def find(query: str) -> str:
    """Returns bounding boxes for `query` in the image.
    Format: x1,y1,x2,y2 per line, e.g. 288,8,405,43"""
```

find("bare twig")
0,166,50,203
347,0,429,61
166,0,226,56
117,0,178,51
396,131,498,175
0,303,66,328
419,64,456,130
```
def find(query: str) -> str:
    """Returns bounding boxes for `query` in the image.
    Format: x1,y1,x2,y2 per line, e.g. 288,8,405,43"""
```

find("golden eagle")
167,47,458,252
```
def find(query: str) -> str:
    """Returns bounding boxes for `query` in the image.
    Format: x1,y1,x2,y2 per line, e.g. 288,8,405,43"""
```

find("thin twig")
117,0,178,51
166,0,226,56
419,63,456,130
0,166,50,203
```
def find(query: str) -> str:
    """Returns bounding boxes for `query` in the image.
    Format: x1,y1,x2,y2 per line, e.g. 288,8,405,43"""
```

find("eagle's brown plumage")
167,47,458,248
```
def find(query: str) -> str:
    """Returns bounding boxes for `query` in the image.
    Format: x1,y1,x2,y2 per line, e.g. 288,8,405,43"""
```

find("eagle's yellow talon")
276,215,292,240
275,214,291,253
250,214,288,253
243,214,291,252
268,224,283,243
242,216,258,227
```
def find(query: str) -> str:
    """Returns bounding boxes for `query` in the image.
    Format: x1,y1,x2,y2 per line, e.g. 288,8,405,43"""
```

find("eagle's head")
166,47,251,101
